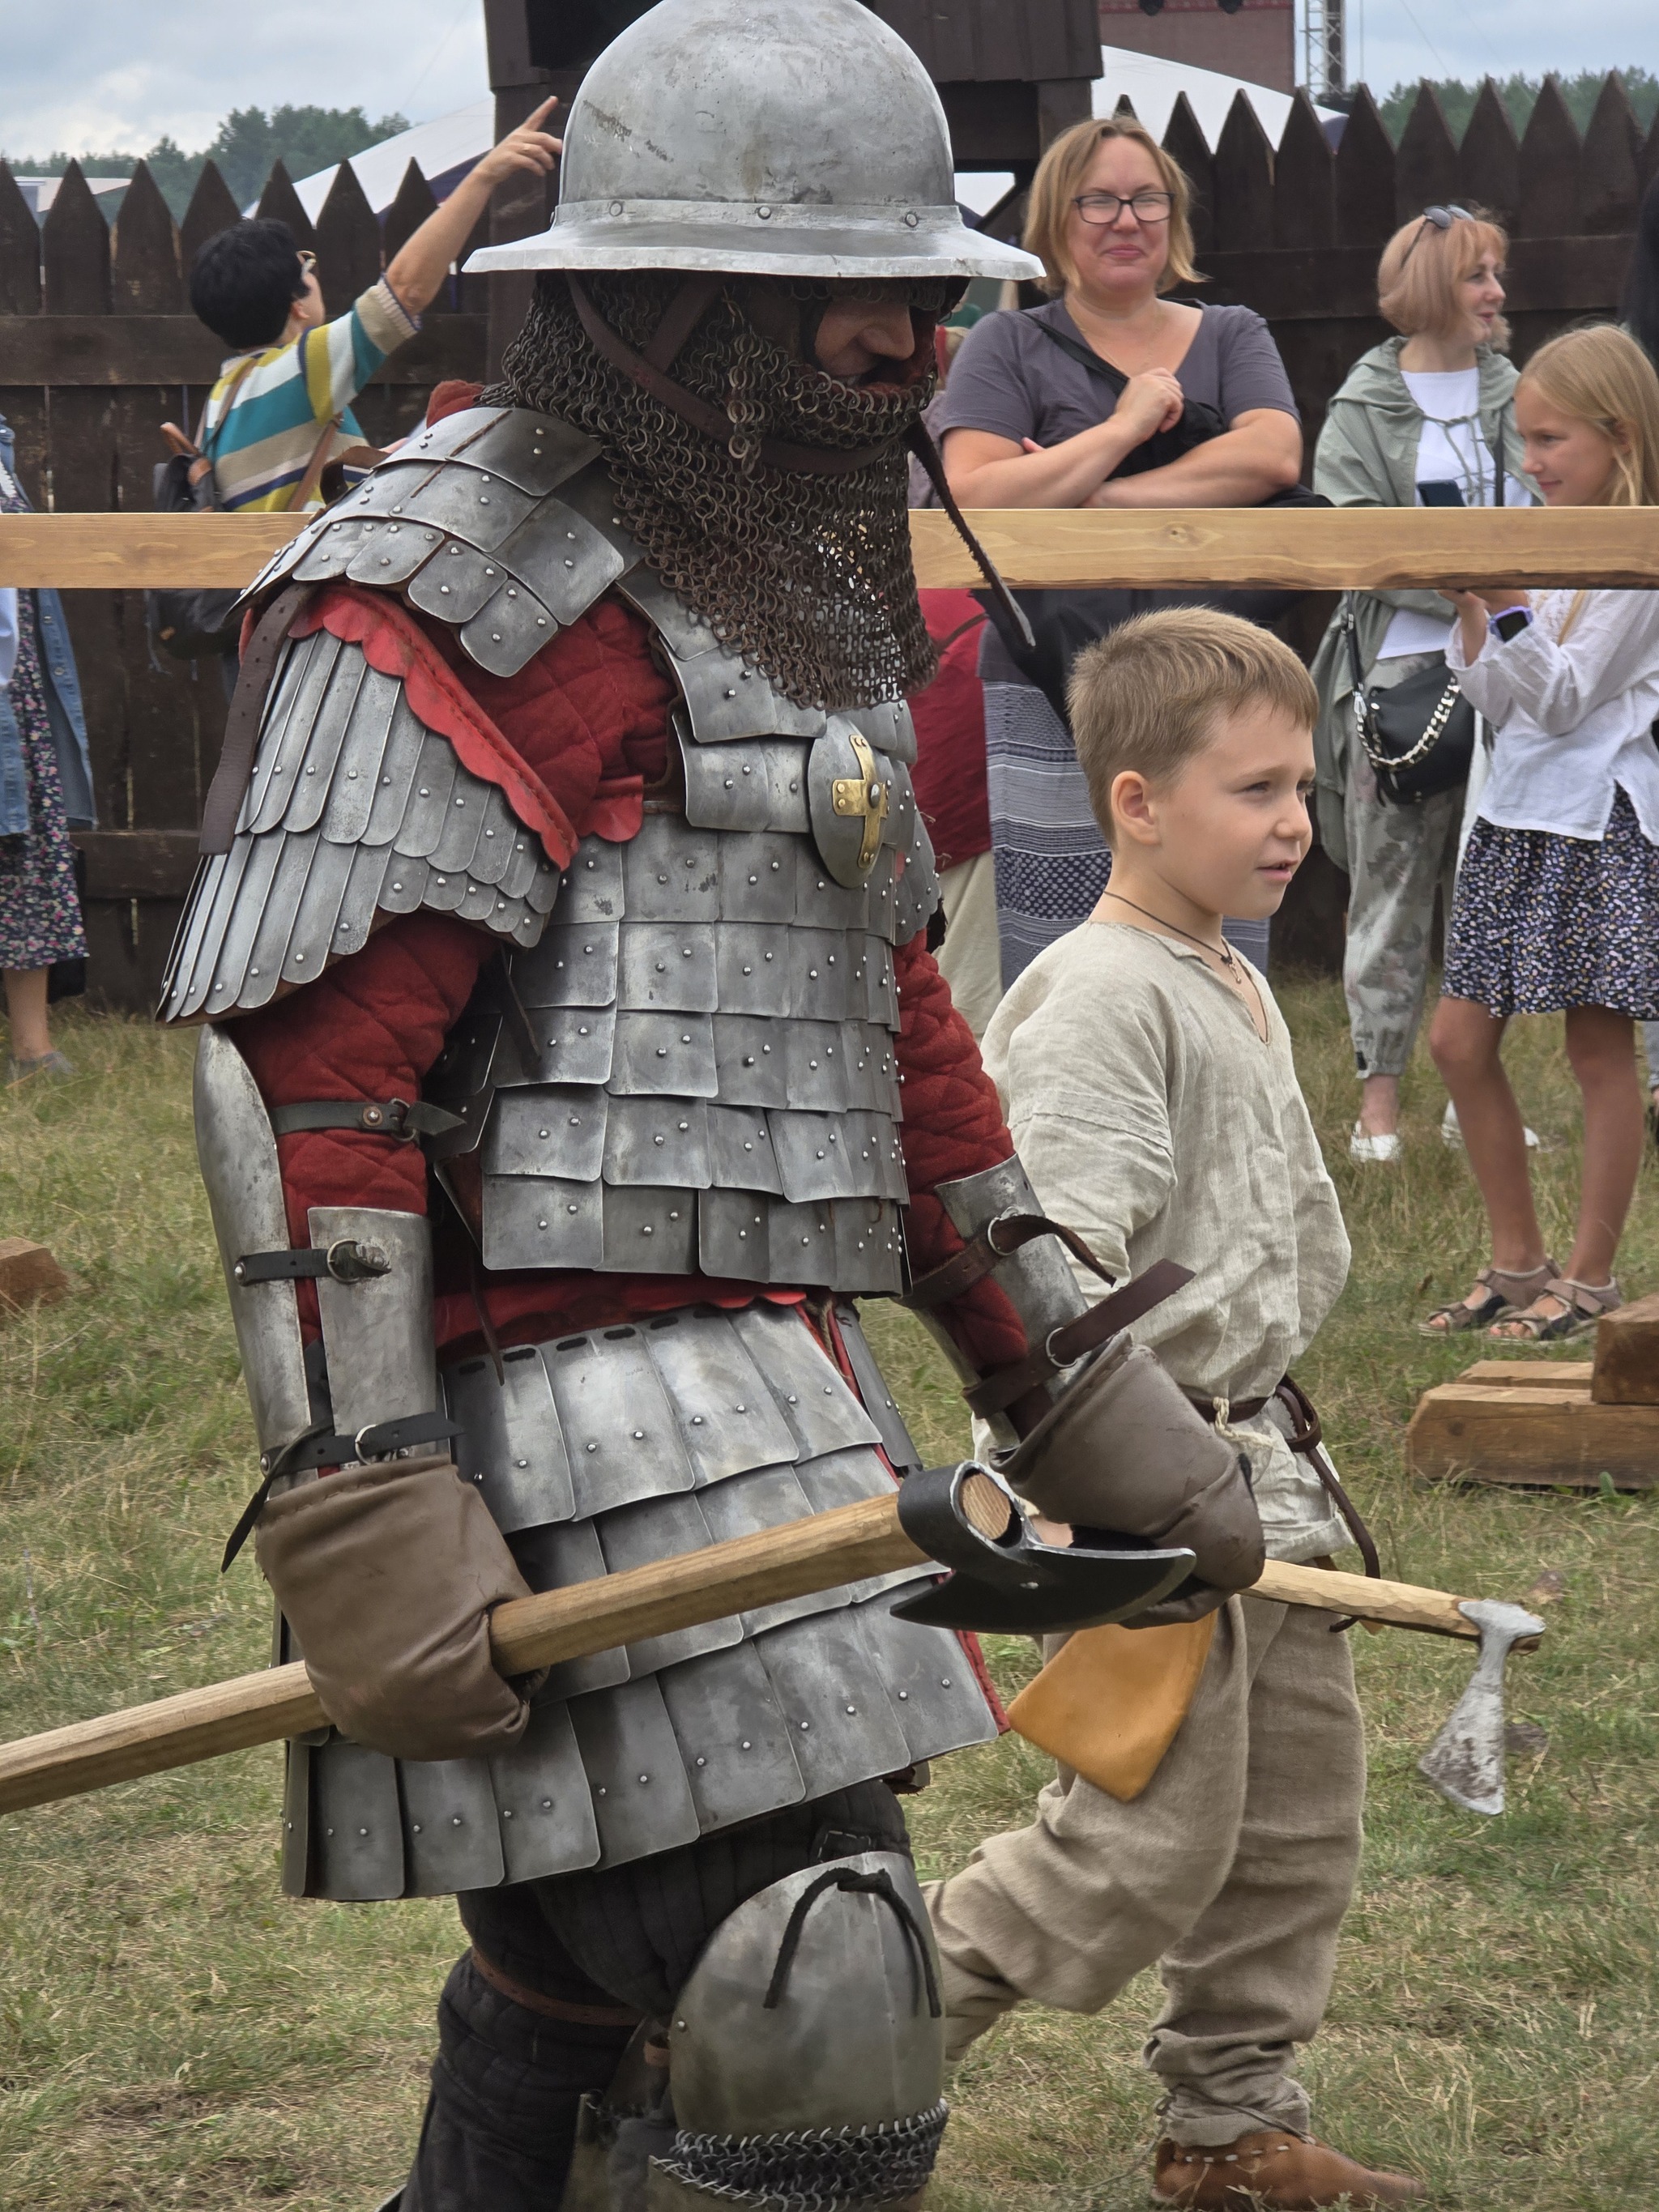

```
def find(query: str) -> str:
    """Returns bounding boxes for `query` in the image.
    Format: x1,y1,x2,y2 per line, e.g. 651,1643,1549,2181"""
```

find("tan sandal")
1418,1259,1557,1337
1488,1274,1621,1344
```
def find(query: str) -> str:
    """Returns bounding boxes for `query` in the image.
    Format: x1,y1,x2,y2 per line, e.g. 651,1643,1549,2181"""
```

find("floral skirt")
1443,787,1659,1019
0,595,87,972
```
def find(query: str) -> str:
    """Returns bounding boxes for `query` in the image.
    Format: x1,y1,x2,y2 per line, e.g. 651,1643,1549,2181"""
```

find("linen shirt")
1448,588,1659,842
981,920,1352,1562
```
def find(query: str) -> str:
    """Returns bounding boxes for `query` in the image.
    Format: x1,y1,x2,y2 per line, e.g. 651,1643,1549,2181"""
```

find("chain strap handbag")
1337,416,1511,806
1340,597,1477,805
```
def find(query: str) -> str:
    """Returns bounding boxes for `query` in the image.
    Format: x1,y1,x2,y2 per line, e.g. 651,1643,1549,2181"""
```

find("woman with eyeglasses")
934,117,1303,987
1308,205,1533,1166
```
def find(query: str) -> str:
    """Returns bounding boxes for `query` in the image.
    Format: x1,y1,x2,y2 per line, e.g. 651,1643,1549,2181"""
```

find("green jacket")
1307,338,1526,867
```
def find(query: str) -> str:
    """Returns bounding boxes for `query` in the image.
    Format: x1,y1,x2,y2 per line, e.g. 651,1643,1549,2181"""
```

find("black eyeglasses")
1401,205,1473,263
1072,190,1174,228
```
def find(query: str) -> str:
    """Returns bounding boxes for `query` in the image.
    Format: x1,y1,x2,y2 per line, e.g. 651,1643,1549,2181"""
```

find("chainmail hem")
654,2099,949,2210
491,273,948,712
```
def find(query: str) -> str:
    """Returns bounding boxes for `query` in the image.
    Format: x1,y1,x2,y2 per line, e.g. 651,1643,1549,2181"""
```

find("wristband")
1489,606,1533,643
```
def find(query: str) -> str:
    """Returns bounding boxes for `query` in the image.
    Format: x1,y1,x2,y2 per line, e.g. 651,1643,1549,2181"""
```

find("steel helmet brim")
465,201,1043,285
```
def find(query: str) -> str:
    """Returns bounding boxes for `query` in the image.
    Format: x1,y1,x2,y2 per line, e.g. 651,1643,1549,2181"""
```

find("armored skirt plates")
162,404,997,1903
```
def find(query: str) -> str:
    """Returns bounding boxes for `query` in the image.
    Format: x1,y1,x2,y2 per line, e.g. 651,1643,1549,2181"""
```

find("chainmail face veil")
488,272,953,710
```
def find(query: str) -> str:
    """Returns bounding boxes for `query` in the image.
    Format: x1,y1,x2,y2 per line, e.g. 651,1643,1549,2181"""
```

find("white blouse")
1448,588,1659,842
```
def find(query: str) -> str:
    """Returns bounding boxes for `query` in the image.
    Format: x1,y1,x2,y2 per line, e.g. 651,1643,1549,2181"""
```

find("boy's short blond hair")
1069,609,1317,842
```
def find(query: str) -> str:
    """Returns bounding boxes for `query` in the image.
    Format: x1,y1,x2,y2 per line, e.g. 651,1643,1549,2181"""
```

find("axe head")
1417,1597,1546,1817
892,1461,1195,1635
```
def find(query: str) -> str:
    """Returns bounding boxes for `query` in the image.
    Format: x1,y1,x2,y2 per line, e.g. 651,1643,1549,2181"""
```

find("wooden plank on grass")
1408,1380,1659,1487
1457,1360,1594,1392
1592,1292,1659,1405
0,1238,68,1315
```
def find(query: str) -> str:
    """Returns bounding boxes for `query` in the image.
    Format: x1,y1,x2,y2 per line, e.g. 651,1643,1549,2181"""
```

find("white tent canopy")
1091,45,1339,147
288,47,1333,225
286,98,496,220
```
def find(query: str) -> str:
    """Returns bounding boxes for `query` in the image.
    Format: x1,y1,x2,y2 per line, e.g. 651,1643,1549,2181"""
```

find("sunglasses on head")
1401,205,1473,263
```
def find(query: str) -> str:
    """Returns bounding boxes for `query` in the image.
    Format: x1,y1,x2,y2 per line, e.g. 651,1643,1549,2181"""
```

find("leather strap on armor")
1184,1375,1383,1592
904,418,1036,652
220,1410,463,1571
198,582,313,855
233,1238,394,1285
567,274,896,479
964,1257,1195,1421
905,1208,1115,1311
267,1097,466,1141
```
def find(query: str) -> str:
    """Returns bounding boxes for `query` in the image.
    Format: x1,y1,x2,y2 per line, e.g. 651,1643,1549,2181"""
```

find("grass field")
2,985,1656,2212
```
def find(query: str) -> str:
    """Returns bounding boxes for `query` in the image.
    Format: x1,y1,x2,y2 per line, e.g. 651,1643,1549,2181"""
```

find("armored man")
161,4,1261,2205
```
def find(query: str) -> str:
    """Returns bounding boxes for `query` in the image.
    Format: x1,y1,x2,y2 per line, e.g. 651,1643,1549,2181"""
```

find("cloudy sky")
1,2,1655,161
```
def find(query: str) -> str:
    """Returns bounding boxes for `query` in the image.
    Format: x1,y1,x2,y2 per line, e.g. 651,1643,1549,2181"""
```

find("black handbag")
982,313,1328,728
147,448,240,660
1339,598,1476,806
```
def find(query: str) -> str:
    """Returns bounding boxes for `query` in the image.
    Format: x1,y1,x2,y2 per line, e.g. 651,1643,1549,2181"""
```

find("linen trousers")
923,1593,1366,2146
1341,652,1465,1081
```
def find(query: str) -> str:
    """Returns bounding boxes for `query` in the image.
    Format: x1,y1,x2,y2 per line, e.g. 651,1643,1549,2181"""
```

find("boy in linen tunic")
926,612,1422,2209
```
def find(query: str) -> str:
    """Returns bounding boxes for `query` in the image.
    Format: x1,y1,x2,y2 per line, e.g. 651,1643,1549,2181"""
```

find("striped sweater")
201,278,420,513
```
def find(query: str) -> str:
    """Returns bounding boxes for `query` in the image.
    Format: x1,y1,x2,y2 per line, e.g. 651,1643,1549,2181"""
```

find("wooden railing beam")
4,508,1657,593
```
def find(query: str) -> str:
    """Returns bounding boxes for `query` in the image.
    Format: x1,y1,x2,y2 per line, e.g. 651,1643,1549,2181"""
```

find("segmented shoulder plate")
158,629,562,1024
247,411,920,761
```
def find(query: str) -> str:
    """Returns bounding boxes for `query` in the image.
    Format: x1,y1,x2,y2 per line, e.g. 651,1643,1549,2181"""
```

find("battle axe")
0,1471,1543,1821
0,1464,1190,1818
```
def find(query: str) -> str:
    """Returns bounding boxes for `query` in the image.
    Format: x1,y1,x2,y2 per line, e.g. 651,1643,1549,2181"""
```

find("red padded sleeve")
890,931,1026,1371
227,593,677,1327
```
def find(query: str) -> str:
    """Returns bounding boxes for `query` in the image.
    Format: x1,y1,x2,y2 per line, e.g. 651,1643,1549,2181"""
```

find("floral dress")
0,569,87,970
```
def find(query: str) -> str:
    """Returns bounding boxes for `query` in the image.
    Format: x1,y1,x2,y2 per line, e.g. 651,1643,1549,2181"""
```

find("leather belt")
469,1947,644,2028
1184,1375,1381,1588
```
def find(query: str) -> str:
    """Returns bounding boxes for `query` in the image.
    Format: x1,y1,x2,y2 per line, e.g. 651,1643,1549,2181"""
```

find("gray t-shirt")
936,298,1299,454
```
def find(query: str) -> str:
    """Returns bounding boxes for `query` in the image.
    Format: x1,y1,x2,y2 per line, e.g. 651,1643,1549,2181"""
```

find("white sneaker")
1441,1102,1540,1150
1350,1121,1401,1163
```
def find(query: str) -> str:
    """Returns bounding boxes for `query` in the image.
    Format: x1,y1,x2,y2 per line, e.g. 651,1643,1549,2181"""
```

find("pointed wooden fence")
0,152,487,1006
0,75,1651,1004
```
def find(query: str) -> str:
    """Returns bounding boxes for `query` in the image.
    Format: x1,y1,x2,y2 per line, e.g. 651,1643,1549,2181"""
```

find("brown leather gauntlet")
254,1454,535,1760
996,1337,1265,1626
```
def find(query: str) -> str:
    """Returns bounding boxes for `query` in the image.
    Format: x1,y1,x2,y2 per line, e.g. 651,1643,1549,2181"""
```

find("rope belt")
1184,1375,1382,1597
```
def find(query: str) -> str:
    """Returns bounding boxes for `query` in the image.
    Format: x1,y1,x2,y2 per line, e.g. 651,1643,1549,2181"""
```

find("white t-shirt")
1380,368,1532,660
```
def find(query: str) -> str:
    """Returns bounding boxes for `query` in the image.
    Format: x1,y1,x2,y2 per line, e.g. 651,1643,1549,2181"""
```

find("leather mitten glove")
255,1453,535,1759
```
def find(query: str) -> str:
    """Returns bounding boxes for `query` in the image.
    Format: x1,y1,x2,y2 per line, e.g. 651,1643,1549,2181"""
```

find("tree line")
0,104,408,218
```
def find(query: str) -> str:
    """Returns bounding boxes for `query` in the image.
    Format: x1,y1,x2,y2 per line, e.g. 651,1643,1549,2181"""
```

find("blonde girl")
1425,324,1659,1338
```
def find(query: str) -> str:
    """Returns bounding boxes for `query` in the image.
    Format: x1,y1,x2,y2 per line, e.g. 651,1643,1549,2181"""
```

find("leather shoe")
1151,2129,1426,2207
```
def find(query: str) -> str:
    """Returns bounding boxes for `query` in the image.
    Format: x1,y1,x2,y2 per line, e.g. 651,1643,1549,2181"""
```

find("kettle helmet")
465,0,1042,284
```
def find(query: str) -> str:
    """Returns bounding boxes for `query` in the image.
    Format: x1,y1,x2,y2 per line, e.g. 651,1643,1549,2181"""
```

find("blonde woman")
936,117,1302,981
1425,326,1659,1340
1309,207,1533,1165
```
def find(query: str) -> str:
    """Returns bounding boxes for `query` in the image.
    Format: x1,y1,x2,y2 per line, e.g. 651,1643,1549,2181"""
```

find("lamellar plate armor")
164,405,992,1905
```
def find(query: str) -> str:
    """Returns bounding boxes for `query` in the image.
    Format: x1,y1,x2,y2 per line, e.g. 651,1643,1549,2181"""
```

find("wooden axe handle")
0,1493,928,1818
0,1489,1514,1820
1251,1558,1483,1638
